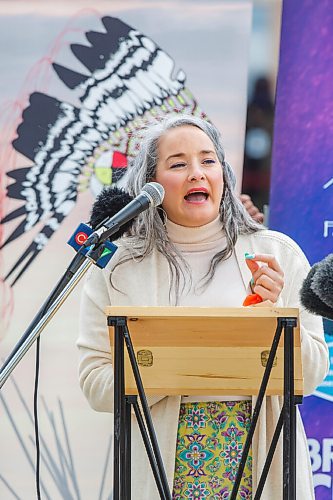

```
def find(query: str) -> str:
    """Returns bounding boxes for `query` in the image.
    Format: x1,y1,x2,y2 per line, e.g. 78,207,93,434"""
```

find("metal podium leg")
230,320,283,500
113,321,125,500
120,327,126,498
123,325,171,500
254,408,284,499
110,317,171,500
124,396,132,500
113,323,120,499
132,398,168,499
283,318,297,500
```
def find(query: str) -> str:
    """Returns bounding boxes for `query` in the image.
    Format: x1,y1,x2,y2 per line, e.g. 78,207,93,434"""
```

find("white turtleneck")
166,216,250,402
166,216,247,307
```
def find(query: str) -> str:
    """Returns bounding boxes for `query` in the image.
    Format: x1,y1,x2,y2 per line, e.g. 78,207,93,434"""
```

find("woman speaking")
77,115,328,499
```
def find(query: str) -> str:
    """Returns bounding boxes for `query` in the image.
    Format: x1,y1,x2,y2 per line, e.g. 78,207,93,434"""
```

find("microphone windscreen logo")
68,223,93,251
75,231,89,246
67,222,118,269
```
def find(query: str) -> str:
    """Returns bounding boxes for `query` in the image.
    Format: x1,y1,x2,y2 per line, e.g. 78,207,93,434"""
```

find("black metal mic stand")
0,210,172,500
0,216,126,389
0,251,87,387
0,238,109,389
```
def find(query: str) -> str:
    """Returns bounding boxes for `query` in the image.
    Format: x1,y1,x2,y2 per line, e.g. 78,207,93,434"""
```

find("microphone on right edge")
300,254,333,320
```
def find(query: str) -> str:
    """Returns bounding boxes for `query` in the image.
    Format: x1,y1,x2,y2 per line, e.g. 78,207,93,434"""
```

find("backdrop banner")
0,2,252,498
270,0,333,497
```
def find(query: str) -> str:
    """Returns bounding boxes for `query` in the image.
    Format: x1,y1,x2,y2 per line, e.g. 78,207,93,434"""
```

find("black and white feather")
1,16,205,285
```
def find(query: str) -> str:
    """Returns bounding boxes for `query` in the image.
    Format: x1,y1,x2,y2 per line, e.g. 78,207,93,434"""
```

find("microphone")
89,186,134,233
82,182,165,247
68,185,133,248
300,254,333,320
0,185,140,388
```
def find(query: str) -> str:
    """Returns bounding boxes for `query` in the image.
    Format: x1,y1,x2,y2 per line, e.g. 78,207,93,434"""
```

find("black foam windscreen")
89,186,134,239
300,264,333,320
311,253,333,309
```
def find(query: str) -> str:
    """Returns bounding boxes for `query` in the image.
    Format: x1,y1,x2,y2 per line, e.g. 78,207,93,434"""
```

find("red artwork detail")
112,151,128,168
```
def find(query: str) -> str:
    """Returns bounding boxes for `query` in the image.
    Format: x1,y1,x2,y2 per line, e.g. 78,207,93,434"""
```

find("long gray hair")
116,114,261,301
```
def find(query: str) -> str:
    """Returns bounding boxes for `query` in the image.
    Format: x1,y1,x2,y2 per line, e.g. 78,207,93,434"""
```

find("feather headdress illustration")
1,16,205,285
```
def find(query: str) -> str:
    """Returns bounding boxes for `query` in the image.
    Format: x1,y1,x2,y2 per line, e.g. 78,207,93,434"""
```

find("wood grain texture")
106,307,302,396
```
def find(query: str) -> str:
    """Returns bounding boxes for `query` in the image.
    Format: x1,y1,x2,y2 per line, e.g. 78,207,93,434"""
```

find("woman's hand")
245,253,284,304
239,194,264,223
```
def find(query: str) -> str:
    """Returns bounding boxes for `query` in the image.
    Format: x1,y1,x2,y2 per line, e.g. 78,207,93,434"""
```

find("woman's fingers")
253,274,283,301
252,266,284,288
247,253,284,276
245,253,284,303
245,256,260,275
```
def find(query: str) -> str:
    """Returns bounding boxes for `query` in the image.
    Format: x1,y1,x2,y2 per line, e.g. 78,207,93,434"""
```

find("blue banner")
270,0,333,497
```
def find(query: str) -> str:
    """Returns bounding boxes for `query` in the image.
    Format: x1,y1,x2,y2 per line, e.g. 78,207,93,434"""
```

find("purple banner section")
302,394,333,498
270,0,333,263
270,1,333,498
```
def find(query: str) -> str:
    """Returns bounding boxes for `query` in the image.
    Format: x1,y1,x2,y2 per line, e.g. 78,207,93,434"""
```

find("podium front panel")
107,307,302,396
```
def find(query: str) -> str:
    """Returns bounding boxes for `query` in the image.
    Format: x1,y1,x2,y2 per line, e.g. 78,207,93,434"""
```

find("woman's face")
154,125,224,227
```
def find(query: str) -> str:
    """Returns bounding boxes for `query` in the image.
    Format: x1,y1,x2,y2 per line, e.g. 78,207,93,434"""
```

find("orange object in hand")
243,293,263,306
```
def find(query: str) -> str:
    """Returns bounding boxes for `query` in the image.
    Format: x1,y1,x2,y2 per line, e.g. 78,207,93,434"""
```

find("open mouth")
184,191,209,202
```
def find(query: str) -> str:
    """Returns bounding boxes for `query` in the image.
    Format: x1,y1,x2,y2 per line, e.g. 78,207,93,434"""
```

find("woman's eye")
203,159,216,165
170,162,186,169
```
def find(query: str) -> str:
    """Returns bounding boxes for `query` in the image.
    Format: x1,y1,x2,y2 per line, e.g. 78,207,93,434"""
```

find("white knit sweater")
77,223,329,499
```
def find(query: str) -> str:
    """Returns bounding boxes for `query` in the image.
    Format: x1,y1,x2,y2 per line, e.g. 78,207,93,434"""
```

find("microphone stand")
0,208,171,499
0,183,164,385
0,241,105,388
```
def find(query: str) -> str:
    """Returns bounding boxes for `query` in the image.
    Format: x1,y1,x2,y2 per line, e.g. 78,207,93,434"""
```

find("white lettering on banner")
323,221,333,237
313,474,331,489
323,177,333,238
323,439,333,472
308,438,333,492
323,178,333,190
309,439,322,471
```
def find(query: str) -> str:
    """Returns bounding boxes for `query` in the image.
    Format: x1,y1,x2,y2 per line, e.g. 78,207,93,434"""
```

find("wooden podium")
107,306,302,500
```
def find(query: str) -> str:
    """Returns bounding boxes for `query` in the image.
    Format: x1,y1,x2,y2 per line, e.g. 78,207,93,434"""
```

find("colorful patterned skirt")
172,400,252,499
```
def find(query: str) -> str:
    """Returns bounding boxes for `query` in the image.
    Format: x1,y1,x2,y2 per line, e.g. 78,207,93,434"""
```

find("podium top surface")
106,306,300,348
105,306,299,319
